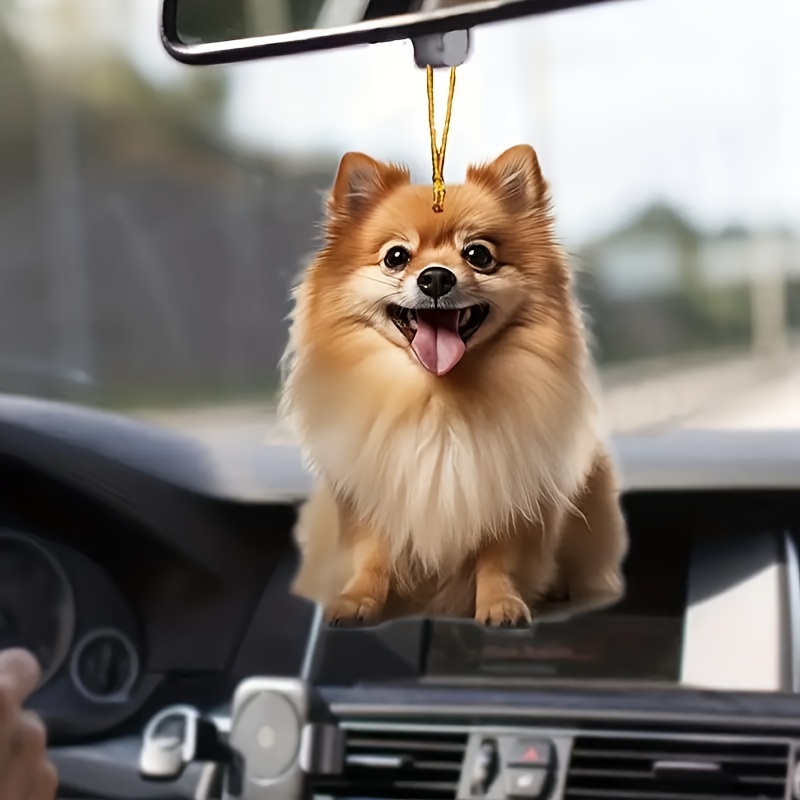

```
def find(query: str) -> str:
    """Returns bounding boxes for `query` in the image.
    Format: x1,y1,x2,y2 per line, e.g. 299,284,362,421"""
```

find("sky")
109,0,800,242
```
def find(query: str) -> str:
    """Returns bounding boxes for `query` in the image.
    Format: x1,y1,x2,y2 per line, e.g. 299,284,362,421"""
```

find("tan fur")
281,145,628,626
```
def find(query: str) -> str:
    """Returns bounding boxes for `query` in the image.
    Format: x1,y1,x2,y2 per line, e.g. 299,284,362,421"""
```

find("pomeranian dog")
280,144,627,627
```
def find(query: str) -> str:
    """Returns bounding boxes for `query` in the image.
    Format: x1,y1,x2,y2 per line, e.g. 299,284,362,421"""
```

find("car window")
0,0,798,439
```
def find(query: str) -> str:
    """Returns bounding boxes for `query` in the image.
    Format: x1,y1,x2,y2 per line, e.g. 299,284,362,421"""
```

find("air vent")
313,727,468,799
565,733,790,799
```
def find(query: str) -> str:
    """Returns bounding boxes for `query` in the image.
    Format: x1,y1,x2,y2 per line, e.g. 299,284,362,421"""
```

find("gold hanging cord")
426,65,457,213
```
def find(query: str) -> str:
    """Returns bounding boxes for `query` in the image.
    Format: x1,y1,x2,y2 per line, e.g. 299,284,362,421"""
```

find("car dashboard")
0,395,320,800
0,395,800,799
0,450,313,734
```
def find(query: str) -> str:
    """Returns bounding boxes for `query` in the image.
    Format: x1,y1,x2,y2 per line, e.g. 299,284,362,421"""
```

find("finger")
30,759,58,800
0,650,42,705
0,650,42,762
2,711,48,799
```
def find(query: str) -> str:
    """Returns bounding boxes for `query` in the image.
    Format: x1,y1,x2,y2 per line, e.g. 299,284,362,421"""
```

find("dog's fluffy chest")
300,387,598,571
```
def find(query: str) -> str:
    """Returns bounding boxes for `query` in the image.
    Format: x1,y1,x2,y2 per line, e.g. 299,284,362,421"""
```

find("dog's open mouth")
388,304,489,376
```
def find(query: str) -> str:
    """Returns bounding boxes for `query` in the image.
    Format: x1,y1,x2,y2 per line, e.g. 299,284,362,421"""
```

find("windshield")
0,0,798,444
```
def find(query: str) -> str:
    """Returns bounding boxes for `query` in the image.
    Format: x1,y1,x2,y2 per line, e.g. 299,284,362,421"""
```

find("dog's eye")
462,243,495,271
384,246,411,270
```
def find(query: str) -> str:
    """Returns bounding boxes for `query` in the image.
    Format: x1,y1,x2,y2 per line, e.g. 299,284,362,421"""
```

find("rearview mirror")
160,0,614,66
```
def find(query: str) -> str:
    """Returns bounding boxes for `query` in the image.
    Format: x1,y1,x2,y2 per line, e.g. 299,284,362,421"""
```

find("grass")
84,380,280,414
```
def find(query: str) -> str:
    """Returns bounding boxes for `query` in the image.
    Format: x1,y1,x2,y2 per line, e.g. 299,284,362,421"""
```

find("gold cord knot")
432,177,446,213
426,65,456,214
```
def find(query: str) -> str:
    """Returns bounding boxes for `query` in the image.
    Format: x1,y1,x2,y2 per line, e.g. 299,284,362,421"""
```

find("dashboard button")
504,767,548,798
508,738,553,768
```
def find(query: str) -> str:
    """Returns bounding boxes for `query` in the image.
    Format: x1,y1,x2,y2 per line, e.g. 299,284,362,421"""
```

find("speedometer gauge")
0,531,75,687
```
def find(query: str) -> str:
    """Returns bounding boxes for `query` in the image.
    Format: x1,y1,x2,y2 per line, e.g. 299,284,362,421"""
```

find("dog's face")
309,145,571,377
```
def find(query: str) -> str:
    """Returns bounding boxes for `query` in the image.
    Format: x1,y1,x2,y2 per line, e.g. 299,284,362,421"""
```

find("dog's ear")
467,144,548,213
328,152,410,221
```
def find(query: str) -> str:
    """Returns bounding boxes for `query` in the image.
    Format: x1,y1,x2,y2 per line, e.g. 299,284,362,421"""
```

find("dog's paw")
324,594,383,627
475,594,532,628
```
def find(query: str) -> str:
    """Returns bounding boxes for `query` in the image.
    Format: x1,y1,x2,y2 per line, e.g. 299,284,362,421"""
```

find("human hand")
0,649,57,800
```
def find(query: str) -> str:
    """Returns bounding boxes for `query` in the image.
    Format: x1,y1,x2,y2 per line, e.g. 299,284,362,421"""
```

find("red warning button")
508,739,554,768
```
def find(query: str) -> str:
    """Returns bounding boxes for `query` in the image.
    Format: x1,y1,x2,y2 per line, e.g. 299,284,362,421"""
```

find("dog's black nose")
417,266,456,299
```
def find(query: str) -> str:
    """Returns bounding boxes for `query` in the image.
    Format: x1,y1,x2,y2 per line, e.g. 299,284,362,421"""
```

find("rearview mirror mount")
160,0,616,67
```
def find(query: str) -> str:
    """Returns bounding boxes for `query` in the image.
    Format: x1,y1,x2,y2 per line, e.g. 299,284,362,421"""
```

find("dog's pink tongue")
411,309,465,376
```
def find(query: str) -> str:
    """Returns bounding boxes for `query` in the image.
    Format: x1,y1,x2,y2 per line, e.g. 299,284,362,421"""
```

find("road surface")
136,346,800,448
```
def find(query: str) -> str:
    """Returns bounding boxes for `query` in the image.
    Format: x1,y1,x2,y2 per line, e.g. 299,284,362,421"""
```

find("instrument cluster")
0,527,148,737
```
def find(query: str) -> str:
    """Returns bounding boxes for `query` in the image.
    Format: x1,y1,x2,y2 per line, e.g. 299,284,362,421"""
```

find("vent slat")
572,748,787,766
569,767,786,786
571,737,786,756
315,779,460,793
566,790,768,800
406,761,462,773
314,728,467,800
348,737,466,755
566,734,789,800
